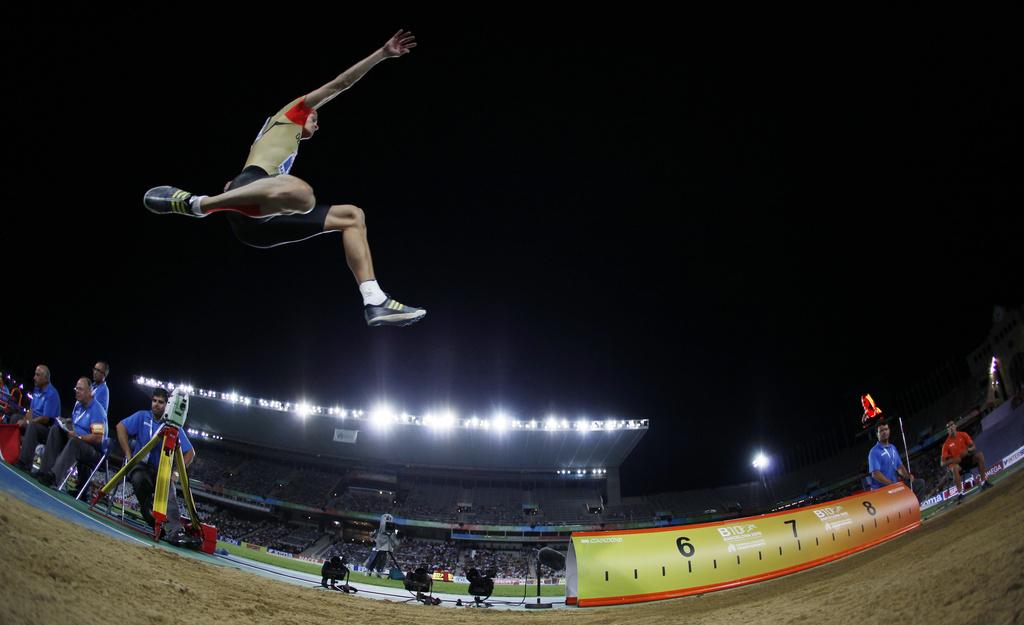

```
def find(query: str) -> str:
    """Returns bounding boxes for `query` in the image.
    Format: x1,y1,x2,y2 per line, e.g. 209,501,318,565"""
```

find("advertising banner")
567,484,920,607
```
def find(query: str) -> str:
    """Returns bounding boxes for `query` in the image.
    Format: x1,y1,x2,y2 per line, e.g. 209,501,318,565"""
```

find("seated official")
36,377,107,488
867,422,925,500
12,364,62,469
940,420,993,502
90,360,111,414
116,387,194,535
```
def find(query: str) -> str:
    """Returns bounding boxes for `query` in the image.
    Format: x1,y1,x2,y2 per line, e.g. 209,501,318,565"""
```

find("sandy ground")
1,470,1022,625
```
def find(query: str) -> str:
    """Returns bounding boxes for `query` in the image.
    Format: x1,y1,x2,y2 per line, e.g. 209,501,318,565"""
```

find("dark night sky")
5,15,1021,494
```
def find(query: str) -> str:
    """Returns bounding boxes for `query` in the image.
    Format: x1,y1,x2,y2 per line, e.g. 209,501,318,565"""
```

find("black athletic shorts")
224,166,332,249
950,453,979,473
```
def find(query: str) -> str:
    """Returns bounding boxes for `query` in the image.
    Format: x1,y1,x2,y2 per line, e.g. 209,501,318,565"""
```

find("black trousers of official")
129,464,183,531
38,426,100,486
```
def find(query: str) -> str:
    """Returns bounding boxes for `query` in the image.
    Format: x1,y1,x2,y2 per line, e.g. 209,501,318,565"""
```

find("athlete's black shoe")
144,186,205,217
365,298,426,327
980,480,993,491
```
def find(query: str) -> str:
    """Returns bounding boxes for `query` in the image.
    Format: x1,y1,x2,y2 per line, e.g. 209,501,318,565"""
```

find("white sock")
359,280,387,306
190,195,208,216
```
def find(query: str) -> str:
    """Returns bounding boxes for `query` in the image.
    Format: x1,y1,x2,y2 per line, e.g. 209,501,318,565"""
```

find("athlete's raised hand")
382,29,416,58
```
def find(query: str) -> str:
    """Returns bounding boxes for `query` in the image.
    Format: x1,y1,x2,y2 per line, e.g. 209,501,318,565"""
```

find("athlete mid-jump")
144,30,425,327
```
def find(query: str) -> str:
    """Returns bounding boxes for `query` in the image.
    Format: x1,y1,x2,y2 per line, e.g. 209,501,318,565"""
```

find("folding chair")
58,439,112,501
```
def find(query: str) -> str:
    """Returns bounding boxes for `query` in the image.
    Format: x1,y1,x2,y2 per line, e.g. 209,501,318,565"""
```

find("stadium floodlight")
752,452,770,471
370,403,396,429
134,373,648,434
425,410,455,430
753,451,774,508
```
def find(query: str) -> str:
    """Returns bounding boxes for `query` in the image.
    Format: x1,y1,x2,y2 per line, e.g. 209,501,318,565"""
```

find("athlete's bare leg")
321,203,424,326
950,463,963,492
145,175,314,218
324,204,375,284
144,181,425,326
200,175,315,216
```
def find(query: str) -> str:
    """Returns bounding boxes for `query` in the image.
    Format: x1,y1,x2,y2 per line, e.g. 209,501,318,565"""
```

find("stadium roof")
135,376,648,472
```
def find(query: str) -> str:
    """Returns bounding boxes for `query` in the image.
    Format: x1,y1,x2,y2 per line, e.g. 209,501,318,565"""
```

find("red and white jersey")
243,97,315,175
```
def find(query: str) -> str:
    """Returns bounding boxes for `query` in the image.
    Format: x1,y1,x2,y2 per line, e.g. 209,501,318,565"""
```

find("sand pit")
1,470,1021,625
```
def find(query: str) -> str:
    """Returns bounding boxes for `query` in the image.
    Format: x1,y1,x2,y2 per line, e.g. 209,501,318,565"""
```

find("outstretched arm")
116,422,132,460
304,29,416,110
897,463,913,481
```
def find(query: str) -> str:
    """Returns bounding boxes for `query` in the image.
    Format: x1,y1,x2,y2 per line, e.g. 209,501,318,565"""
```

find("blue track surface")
0,461,151,545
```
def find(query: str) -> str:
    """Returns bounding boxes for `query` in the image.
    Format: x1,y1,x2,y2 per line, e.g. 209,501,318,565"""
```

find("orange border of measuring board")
568,486,921,607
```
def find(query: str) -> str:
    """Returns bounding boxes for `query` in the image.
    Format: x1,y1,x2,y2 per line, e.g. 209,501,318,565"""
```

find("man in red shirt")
940,420,993,502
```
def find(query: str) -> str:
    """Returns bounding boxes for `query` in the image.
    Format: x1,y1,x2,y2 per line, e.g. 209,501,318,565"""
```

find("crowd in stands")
461,548,529,578
203,508,281,543
188,448,244,489
320,540,369,564
173,398,1012,531
187,442,784,526
328,489,394,515
270,467,340,507
268,525,322,553
393,538,461,572
242,523,292,549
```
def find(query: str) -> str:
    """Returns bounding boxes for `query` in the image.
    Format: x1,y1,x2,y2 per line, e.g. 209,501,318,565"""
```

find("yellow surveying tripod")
90,388,213,551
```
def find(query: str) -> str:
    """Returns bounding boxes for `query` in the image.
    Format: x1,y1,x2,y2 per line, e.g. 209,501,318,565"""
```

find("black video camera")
466,568,495,597
321,556,349,583
403,566,432,593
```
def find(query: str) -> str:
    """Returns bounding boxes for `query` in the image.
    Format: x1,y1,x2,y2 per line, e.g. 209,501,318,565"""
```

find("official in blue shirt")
116,387,194,534
13,364,63,471
867,422,925,501
36,377,107,491
91,360,110,414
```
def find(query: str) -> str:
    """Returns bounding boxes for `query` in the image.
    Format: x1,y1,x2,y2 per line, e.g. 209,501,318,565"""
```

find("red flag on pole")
861,393,883,427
